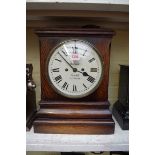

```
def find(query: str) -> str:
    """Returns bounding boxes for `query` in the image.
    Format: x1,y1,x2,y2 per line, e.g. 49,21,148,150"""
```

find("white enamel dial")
47,39,103,98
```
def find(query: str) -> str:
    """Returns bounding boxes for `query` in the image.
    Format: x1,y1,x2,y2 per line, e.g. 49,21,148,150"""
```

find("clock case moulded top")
36,28,115,102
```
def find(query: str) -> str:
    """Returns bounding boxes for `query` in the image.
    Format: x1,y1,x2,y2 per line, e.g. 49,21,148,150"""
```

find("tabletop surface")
26,117,129,152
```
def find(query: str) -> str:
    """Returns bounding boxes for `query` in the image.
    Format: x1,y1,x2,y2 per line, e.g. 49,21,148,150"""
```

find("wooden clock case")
33,28,115,134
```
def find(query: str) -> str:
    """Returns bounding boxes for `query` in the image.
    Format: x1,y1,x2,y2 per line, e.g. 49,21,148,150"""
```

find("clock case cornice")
35,28,115,37
33,27,115,134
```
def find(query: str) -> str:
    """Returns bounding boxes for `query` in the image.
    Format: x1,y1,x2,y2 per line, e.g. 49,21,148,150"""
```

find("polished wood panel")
33,119,115,134
36,108,112,119
39,101,110,109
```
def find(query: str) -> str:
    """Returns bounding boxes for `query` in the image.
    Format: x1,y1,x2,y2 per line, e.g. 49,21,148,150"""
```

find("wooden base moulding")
33,101,115,134
33,119,115,134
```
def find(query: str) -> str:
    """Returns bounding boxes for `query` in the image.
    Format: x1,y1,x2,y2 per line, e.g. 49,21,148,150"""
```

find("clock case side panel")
37,29,114,102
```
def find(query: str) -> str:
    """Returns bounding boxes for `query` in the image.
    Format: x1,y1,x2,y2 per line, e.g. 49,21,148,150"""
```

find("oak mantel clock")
33,28,115,134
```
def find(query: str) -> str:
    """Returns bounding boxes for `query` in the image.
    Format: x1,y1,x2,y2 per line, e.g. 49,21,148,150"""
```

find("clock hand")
58,52,90,76
58,52,77,72
76,70,89,76
82,72,89,76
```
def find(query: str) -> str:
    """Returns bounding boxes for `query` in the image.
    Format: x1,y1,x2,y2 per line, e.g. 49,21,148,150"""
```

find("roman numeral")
62,82,69,90
73,85,77,92
55,59,61,62
88,58,95,63
62,50,68,56
52,68,59,72
55,75,62,83
90,68,97,72
83,83,87,89
87,76,95,83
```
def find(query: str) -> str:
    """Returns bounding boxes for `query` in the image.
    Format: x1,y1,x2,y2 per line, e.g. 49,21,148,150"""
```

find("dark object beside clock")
26,64,37,130
33,27,115,134
112,65,129,130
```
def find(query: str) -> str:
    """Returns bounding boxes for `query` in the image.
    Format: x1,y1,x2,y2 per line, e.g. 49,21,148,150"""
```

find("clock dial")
47,39,103,98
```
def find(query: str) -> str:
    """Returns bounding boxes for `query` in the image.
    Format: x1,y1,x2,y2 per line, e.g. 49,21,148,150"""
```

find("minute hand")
58,52,77,72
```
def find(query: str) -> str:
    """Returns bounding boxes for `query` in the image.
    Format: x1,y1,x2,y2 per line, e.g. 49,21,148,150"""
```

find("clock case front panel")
33,28,115,134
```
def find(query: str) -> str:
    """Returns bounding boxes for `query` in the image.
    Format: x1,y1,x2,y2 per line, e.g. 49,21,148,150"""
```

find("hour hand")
76,70,89,76
82,72,89,76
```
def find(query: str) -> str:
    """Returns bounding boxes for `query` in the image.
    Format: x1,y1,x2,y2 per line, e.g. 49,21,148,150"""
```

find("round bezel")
46,39,104,99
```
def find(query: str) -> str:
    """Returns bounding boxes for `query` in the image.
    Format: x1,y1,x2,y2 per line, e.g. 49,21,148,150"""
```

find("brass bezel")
46,39,104,99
